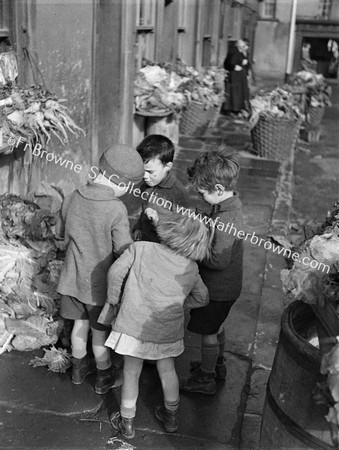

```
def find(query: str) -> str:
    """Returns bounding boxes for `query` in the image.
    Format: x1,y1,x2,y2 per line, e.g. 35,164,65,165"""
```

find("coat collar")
211,191,242,215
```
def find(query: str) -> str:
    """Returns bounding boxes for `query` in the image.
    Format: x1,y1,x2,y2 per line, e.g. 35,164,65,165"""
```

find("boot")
190,357,227,380
110,411,135,439
71,355,93,385
215,357,227,380
154,404,178,433
180,367,217,395
94,366,122,395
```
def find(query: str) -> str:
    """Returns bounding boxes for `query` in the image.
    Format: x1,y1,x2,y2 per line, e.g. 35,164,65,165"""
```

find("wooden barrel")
260,301,336,449
145,112,179,145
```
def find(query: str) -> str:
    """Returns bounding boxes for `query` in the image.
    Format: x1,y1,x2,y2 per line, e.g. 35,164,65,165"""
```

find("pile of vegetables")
170,58,225,109
292,71,332,108
281,201,339,308
249,87,305,129
134,58,226,114
0,83,85,154
0,187,65,354
134,64,190,113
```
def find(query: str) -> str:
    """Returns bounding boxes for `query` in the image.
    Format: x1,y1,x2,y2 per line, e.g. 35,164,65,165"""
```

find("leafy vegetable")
249,87,305,129
0,84,85,152
29,346,71,373
134,58,226,113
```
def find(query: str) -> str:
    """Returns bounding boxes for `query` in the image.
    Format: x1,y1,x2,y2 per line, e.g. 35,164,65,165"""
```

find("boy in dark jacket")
57,144,144,395
133,134,189,242
180,148,244,395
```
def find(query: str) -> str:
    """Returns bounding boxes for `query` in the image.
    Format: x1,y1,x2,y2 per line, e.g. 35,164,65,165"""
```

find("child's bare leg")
156,357,179,403
155,357,179,432
91,328,111,369
121,355,143,411
71,319,90,358
110,355,142,440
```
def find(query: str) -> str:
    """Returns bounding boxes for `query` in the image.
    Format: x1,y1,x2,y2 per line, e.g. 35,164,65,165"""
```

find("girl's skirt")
105,331,184,360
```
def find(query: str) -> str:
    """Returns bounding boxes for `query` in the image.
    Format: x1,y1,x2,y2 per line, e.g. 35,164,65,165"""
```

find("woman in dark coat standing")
223,39,250,116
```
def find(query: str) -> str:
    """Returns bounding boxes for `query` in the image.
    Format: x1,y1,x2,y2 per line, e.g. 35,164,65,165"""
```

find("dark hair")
136,134,175,164
187,146,240,193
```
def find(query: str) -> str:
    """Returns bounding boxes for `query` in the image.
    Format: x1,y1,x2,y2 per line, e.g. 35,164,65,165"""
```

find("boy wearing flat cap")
57,144,144,395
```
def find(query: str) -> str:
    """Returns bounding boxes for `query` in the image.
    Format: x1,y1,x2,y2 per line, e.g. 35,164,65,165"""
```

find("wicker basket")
179,101,211,136
208,96,223,128
306,105,325,129
251,116,302,162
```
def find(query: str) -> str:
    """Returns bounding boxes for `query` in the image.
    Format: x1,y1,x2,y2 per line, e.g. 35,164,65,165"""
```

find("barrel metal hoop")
266,381,336,450
279,328,321,374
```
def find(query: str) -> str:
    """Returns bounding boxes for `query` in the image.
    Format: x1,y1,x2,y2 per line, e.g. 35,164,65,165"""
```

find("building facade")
0,0,257,194
251,0,339,79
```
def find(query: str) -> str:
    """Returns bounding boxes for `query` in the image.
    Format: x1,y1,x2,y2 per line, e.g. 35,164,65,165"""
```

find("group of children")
56,134,244,440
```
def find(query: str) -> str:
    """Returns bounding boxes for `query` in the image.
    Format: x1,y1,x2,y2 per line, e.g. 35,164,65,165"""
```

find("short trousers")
187,300,236,335
60,295,109,332
105,331,184,360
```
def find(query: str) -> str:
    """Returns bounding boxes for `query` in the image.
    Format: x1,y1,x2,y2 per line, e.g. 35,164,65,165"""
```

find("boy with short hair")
57,144,144,395
180,147,244,395
132,134,189,242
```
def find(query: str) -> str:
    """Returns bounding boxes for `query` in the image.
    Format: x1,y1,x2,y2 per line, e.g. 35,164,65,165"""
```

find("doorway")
305,37,339,79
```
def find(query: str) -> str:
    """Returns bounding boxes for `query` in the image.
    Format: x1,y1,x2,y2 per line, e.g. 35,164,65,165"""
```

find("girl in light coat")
99,206,213,439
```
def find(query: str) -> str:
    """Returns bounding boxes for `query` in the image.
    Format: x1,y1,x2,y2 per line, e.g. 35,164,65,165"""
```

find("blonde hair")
155,207,213,261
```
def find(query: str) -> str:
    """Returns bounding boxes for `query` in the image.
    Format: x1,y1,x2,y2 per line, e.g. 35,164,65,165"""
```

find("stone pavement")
0,96,304,449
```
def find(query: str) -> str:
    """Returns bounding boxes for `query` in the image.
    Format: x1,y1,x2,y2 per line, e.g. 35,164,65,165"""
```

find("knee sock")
200,342,219,374
121,405,136,419
217,328,225,363
164,398,179,412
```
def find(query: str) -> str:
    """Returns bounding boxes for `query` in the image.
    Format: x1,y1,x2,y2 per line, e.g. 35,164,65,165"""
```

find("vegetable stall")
133,58,225,144
0,52,84,372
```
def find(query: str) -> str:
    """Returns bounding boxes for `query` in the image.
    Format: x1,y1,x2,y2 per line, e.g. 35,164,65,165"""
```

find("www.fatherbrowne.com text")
13,137,330,274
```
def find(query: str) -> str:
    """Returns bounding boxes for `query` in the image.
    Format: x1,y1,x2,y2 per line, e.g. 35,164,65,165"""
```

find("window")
136,0,156,29
260,0,277,19
135,0,157,69
318,0,332,19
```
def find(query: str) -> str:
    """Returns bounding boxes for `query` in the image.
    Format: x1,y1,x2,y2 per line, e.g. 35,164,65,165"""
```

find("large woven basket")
179,101,211,136
208,95,223,128
306,105,325,129
251,116,302,162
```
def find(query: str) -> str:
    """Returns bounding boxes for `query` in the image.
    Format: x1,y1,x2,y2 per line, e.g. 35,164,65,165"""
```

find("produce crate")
179,101,211,136
251,116,302,162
